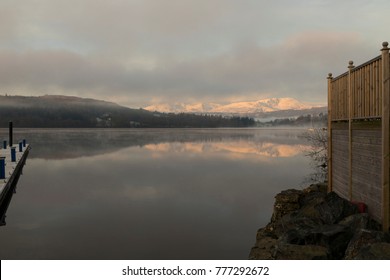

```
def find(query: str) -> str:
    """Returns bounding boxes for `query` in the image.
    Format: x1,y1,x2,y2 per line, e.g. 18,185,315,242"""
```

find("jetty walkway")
0,126,31,225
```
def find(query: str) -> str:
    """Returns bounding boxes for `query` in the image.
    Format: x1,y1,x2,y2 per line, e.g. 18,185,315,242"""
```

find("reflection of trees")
3,128,309,160
302,128,328,183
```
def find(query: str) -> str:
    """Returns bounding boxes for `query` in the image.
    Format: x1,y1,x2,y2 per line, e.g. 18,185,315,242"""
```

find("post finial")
327,73,333,79
348,61,354,69
382,41,389,50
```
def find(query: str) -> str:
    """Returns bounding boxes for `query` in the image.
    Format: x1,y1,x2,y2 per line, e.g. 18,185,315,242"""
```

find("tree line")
257,113,327,127
0,95,255,128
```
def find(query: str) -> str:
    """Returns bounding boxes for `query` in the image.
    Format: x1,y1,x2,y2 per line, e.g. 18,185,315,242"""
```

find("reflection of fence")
328,42,390,231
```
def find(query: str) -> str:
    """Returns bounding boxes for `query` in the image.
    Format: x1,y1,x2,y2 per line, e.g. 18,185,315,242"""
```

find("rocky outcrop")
249,183,390,260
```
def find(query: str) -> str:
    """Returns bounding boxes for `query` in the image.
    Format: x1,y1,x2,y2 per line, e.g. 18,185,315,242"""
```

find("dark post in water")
9,121,13,147
10,147,16,162
0,156,5,179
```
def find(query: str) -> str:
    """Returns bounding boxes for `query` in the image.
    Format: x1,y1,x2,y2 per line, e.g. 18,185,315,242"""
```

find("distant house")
129,121,141,128
96,113,112,127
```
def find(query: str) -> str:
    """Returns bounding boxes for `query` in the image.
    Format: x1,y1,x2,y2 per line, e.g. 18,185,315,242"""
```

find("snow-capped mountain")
144,102,220,113
144,97,317,114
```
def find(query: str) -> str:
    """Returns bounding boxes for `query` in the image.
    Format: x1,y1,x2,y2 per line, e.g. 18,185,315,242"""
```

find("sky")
0,0,389,108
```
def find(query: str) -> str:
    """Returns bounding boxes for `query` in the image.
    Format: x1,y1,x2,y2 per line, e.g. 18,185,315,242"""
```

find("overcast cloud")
0,0,389,107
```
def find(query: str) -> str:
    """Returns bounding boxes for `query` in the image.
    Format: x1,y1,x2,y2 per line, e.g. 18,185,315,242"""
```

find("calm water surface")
0,128,312,259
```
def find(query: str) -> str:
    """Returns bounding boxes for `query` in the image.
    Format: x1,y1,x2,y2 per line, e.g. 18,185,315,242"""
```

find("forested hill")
0,95,255,128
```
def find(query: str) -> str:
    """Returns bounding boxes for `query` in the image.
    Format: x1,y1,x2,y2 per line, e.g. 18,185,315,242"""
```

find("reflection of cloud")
144,141,309,158
4,128,314,259
144,143,205,154
144,143,170,152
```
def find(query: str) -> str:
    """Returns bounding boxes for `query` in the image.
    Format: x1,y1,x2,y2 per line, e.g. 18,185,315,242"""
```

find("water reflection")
0,128,311,259
1,128,307,159
144,141,308,159
0,182,18,227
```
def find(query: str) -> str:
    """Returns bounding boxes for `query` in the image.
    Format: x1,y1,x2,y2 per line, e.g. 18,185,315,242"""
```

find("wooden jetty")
0,124,31,225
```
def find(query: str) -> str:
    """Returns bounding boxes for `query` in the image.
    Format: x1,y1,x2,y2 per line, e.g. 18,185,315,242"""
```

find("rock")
278,223,353,259
249,241,277,259
249,183,390,260
299,190,327,209
273,213,321,238
303,183,328,194
352,243,390,259
249,228,278,259
270,189,303,224
344,229,390,259
272,190,357,238
273,244,329,260
305,224,353,259
278,229,308,245
315,192,359,224
339,213,381,231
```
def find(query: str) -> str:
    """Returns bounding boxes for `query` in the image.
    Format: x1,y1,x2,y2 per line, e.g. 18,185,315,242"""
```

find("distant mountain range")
144,97,327,119
0,95,255,128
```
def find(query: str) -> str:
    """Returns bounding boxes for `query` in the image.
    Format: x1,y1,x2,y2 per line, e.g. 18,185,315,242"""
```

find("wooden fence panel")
328,43,390,231
351,129,382,221
331,74,349,120
332,128,349,200
347,56,382,120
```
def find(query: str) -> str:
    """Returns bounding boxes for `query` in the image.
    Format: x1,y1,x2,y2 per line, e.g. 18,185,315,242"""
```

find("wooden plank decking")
0,144,31,207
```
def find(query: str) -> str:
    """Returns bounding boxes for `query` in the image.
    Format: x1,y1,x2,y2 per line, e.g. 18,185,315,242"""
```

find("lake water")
0,128,312,260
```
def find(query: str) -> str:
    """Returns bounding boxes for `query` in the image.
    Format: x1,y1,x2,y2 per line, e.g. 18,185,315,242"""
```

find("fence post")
381,41,390,232
327,73,333,192
348,61,355,200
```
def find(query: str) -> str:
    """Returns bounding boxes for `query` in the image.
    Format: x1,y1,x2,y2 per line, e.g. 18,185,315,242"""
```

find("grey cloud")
0,0,388,107
0,32,373,107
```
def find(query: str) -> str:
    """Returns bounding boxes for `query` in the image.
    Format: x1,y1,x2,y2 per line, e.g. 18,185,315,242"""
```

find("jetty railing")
328,42,390,231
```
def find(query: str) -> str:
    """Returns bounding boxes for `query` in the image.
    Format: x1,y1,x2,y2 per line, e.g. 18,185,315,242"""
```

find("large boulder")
272,244,329,260
339,213,381,232
315,192,359,224
273,213,322,239
249,228,278,260
249,183,390,260
278,223,353,259
353,243,390,259
304,224,353,259
270,189,303,224
344,229,390,259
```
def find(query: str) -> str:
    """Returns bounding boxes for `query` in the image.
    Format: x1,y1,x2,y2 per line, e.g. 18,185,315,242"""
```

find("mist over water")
0,128,311,259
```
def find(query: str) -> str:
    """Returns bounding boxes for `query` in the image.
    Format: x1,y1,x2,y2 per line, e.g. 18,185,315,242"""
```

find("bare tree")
302,128,328,183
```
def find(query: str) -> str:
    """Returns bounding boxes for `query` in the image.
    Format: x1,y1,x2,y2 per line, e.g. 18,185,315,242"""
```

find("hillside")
0,95,146,127
0,95,254,128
